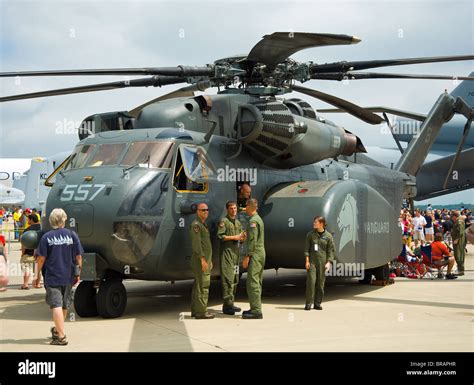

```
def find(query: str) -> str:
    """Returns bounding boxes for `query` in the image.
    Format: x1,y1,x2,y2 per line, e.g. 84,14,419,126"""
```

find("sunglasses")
198,209,209,212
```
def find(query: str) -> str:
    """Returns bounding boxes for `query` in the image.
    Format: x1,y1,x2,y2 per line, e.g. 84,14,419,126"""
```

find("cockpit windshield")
121,141,174,169
63,141,175,171
64,144,96,170
86,143,127,167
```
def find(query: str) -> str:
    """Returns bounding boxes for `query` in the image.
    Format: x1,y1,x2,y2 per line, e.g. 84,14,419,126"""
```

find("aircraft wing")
414,148,474,200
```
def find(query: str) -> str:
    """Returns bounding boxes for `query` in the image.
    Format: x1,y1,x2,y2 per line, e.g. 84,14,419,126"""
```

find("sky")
0,0,473,204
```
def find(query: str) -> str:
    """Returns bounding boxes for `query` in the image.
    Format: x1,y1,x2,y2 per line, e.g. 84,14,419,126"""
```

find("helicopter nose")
111,221,160,266
110,170,169,265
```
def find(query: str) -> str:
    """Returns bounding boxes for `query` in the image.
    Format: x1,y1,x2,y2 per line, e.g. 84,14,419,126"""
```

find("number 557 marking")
60,184,106,201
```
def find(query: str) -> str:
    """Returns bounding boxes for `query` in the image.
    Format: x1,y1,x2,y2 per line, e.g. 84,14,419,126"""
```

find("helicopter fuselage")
42,92,411,283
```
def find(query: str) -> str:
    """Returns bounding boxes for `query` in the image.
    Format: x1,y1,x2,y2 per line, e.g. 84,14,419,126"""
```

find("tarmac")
0,233,472,352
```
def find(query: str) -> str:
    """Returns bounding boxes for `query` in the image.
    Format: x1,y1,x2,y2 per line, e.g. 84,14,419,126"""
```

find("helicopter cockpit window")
86,143,126,167
173,145,216,192
64,144,96,170
121,141,174,169
180,145,217,183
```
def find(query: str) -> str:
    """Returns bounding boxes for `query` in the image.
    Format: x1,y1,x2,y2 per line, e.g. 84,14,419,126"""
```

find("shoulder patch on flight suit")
250,222,257,228
219,221,225,228
193,225,200,233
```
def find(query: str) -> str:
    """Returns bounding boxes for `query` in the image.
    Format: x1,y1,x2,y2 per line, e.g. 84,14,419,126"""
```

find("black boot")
446,274,458,280
304,304,311,311
242,310,263,319
222,305,236,315
314,304,323,310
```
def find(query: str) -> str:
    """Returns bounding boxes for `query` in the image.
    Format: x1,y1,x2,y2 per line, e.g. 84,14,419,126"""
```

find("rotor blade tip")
351,36,362,44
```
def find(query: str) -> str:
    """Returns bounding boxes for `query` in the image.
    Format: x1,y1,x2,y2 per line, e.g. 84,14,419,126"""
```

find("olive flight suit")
190,218,213,316
304,229,335,306
451,217,466,274
245,213,265,315
217,215,242,307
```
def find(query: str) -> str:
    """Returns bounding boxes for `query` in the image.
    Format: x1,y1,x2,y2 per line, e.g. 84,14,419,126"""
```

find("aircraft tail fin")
450,72,474,107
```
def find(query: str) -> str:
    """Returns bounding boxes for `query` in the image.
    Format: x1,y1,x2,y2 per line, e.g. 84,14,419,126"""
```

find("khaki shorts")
413,230,425,241
20,262,34,274
45,286,73,309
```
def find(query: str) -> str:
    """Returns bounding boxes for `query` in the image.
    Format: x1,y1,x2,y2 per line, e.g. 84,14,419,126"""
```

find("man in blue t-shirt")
36,208,83,346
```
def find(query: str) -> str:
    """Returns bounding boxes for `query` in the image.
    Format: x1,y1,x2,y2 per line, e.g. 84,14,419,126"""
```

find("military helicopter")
2,32,473,318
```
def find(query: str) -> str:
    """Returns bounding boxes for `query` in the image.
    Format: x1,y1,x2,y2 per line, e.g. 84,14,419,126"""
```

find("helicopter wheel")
96,280,127,319
74,281,98,317
372,263,390,283
358,269,373,285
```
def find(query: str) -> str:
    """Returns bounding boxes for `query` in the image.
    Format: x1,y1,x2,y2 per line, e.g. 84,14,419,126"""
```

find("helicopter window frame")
178,144,218,183
85,143,128,167
120,141,175,169
172,145,209,194
63,144,97,171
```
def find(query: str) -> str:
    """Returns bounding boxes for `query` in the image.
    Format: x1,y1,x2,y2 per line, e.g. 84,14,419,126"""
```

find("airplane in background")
0,184,25,206
0,158,31,188
0,152,70,209
320,73,474,201
12,152,70,210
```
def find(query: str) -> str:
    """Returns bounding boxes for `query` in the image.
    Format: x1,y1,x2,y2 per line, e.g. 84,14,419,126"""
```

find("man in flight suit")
304,216,335,310
190,202,214,319
237,183,252,211
217,201,246,315
242,198,265,319
451,210,466,276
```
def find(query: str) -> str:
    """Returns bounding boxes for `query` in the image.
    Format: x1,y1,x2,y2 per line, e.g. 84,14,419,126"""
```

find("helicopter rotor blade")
317,106,426,121
382,112,404,154
0,76,187,102
291,84,384,125
246,32,360,68
311,72,474,81
310,55,474,74
0,66,214,78
129,80,212,117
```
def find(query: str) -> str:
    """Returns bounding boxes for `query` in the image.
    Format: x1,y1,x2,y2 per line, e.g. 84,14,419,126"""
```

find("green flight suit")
304,229,335,306
245,213,265,314
217,215,242,307
451,218,466,273
190,218,213,315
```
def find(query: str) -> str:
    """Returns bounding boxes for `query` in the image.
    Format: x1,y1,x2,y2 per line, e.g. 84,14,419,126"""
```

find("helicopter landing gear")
358,263,390,285
96,280,127,318
373,263,390,283
358,270,372,284
74,281,98,317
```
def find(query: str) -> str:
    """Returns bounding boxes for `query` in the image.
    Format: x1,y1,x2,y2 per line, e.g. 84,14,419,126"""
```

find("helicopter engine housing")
236,99,365,168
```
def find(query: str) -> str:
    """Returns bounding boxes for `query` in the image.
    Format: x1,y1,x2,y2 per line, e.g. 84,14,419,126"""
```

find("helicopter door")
173,144,217,193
